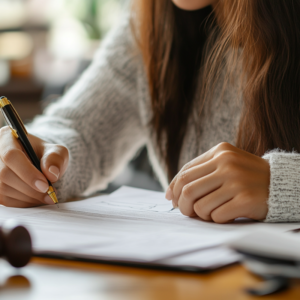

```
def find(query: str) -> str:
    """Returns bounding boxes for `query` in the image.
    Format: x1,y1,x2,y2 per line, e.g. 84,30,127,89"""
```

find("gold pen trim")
0,97,10,108
47,186,58,204
11,129,19,139
0,97,28,135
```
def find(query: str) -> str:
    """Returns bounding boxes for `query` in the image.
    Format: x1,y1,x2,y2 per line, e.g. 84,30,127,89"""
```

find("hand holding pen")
0,97,69,208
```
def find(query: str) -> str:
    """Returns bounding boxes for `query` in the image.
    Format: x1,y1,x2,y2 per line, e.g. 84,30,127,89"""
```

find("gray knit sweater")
28,17,300,223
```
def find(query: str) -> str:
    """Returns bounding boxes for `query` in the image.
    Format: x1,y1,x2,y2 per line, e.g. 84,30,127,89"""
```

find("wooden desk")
0,258,299,299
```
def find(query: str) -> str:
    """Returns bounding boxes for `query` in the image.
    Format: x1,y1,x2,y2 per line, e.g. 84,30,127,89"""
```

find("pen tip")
47,186,58,204
49,192,58,204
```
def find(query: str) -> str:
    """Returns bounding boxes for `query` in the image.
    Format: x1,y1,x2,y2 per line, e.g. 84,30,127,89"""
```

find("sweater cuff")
263,150,300,222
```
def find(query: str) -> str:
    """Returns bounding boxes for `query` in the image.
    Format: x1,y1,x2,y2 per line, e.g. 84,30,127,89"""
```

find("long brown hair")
132,0,300,181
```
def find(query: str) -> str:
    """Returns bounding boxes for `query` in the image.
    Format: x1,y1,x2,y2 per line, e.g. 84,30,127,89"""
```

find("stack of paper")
1,186,300,271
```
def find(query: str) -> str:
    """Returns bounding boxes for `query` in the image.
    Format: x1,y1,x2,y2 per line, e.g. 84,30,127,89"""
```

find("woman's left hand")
165,142,270,223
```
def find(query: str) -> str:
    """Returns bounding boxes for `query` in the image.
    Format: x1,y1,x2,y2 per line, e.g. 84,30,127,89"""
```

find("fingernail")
44,195,55,205
49,166,60,179
165,187,174,200
35,180,49,193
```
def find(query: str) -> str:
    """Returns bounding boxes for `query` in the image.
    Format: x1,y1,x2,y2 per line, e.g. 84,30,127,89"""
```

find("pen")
0,96,58,205
169,206,178,212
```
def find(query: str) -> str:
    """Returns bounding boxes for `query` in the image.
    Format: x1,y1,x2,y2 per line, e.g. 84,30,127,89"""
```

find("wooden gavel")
0,220,32,268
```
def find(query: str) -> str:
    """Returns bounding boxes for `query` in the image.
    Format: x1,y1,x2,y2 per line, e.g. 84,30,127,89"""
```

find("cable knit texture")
26,16,300,222
263,151,300,222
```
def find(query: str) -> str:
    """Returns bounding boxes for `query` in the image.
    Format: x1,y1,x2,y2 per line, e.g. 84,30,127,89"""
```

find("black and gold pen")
0,96,58,205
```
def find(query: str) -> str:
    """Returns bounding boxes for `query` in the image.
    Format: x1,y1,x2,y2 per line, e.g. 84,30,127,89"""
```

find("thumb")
40,143,69,183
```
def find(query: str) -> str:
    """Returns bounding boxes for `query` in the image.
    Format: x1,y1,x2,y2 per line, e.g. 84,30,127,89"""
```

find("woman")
0,0,298,223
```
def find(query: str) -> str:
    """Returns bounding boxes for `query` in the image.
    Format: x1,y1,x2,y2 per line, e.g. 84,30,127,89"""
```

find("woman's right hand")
0,126,69,208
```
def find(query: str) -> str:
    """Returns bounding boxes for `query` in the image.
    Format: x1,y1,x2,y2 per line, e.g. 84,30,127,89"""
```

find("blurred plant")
48,0,123,40
77,0,123,39
77,0,101,40
96,0,123,38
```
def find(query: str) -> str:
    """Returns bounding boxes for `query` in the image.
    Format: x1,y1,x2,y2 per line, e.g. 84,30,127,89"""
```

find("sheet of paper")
228,228,300,261
0,186,300,266
158,247,241,270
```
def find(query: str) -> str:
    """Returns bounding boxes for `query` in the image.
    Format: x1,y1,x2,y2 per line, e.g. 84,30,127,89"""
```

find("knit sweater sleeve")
26,18,147,201
263,150,300,222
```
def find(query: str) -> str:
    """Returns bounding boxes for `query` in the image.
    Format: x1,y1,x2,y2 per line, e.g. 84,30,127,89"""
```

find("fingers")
177,172,222,216
0,130,49,193
40,144,69,183
0,159,51,204
167,142,235,200
193,187,234,221
0,126,23,151
0,195,42,208
166,142,270,223
168,151,214,193
0,182,45,206
1,149,49,193
172,161,217,206
209,197,250,224
203,191,268,224
0,127,67,208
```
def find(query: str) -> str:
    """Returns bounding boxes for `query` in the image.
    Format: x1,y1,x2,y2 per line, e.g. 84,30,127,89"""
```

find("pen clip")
6,99,28,136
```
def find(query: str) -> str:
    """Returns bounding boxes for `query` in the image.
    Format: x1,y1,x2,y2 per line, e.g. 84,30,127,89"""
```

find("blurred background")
0,0,162,194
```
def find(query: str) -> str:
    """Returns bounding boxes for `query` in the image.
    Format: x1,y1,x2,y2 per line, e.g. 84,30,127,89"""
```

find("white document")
0,186,300,268
158,247,241,270
227,228,300,261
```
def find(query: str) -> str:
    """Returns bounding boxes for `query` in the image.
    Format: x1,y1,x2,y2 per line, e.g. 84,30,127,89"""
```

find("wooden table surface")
0,258,299,300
